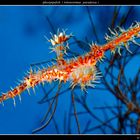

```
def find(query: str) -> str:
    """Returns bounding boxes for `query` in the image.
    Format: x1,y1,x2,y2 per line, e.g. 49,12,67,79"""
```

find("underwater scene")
0,6,140,134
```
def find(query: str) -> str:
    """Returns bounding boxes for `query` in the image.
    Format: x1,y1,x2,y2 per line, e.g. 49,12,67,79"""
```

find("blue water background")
0,6,140,134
